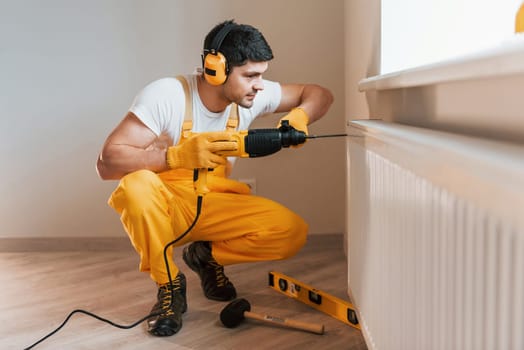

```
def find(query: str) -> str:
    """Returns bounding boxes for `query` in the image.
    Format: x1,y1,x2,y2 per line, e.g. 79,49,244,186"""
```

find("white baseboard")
0,237,134,252
0,233,344,252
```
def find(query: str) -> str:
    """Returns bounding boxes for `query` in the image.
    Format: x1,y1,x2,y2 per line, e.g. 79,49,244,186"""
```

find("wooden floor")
1,234,367,350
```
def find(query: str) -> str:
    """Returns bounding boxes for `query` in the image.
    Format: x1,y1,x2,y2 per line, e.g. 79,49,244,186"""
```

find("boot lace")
209,260,229,287
157,275,183,316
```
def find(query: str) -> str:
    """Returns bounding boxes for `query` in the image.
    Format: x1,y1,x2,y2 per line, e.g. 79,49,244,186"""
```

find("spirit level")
268,271,360,330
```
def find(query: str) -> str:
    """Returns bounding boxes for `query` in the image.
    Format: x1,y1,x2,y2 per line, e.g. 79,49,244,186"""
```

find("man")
96,20,333,337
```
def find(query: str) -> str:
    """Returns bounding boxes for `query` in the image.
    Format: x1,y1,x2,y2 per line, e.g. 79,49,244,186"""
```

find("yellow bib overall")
108,76,308,284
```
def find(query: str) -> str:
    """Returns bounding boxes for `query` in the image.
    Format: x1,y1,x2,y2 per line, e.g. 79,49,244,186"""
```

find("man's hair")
203,20,274,68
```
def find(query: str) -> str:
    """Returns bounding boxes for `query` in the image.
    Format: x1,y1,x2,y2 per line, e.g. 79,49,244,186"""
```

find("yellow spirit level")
268,271,360,330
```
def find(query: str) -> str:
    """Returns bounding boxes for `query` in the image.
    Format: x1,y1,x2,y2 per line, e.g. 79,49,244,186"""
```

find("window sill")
358,35,524,91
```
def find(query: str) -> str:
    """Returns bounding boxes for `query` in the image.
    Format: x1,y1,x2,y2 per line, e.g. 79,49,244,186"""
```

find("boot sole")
148,322,182,337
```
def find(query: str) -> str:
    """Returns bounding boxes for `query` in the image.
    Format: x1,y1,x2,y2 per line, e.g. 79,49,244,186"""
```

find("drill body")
218,120,307,158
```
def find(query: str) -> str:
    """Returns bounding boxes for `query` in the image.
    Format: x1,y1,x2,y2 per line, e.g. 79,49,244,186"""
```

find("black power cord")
24,194,204,350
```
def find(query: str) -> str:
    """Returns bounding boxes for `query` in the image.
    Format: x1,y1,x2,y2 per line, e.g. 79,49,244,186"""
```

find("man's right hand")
166,132,238,170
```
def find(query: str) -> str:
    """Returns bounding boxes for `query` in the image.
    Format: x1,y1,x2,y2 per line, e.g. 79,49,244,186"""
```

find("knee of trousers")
274,213,309,260
110,169,170,216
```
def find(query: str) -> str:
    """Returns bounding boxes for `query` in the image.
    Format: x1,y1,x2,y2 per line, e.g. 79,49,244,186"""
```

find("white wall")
345,0,381,119
343,0,381,255
0,0,345,239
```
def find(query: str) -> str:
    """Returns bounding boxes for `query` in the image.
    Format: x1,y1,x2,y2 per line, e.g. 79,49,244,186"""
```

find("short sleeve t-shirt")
129,74,282,146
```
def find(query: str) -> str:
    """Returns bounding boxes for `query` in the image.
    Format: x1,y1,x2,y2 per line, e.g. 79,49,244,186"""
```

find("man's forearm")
298,84,334,124
96,144,168,180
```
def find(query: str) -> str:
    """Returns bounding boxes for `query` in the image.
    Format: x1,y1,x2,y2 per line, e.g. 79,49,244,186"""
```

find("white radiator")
347,120,524,350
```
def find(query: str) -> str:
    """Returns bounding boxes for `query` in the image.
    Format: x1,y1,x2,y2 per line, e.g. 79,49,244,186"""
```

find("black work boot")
182,241,237,301
147,272,187,337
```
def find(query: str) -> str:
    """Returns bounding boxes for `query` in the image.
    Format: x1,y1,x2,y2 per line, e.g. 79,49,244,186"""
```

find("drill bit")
306,133,348,139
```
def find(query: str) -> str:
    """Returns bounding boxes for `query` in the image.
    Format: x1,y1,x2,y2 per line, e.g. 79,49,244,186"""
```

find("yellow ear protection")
202,23,235,85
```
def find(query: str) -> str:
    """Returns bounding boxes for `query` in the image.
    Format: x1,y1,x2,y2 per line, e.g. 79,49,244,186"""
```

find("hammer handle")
244,311,324,335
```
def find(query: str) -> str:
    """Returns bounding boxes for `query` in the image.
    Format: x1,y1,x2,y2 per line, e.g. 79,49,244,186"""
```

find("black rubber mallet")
219,298,324,334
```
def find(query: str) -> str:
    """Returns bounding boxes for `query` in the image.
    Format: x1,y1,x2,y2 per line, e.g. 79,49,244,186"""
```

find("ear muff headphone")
202,23,235,85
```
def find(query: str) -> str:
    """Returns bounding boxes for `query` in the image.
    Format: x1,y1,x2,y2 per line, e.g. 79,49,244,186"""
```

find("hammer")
219,298,324,335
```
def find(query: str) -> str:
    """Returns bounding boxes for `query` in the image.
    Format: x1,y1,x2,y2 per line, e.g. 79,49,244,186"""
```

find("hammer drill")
220,120,307,158
194,120,345,194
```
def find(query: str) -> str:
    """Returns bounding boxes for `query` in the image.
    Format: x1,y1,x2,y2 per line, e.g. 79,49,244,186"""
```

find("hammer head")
220,298,251,328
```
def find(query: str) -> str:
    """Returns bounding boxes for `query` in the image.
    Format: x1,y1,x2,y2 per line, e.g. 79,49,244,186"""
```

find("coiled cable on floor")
24,194,204,350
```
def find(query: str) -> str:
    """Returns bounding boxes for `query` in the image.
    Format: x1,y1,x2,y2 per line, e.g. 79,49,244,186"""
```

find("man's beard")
237,99,254,108
237,92,257,108
224,87,256,108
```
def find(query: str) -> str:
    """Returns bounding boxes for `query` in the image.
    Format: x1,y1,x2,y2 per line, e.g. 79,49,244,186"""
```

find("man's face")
222,60,268,108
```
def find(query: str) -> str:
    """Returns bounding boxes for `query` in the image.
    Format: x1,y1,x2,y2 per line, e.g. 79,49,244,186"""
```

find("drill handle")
193,168,210,195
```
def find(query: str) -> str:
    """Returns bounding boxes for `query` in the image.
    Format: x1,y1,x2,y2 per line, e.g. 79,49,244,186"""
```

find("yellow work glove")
277,107,310,135
166,131,238,170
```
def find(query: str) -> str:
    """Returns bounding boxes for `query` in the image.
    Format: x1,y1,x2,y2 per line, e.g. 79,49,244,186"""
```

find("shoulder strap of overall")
175,75,239,134
226,103,239,131
175,75,193,138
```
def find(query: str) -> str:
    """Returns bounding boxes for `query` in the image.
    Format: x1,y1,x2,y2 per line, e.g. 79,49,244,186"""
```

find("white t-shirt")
129,74,282,146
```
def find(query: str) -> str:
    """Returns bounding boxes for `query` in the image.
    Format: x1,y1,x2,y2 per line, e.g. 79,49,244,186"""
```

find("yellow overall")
108,76,308,284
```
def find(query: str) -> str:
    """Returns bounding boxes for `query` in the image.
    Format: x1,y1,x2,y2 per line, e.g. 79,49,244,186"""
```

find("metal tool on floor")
268,271,361,330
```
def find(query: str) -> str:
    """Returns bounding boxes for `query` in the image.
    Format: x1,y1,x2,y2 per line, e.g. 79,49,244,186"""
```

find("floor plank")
1,234,367,350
